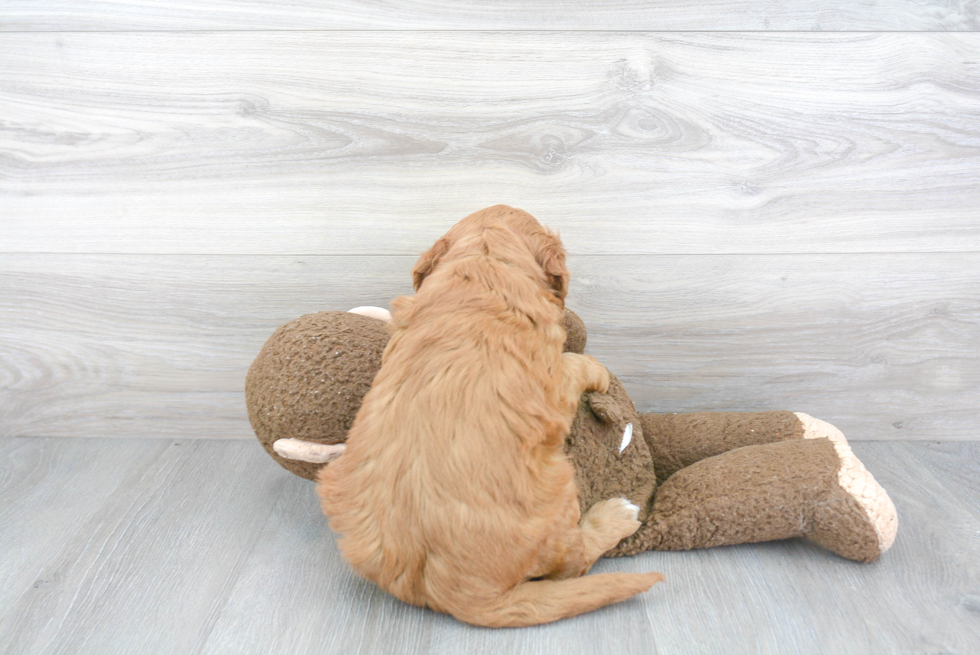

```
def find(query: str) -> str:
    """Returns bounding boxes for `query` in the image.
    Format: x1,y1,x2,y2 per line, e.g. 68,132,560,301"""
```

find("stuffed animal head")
567,374,659,533
246,311,389,480
245,305,659,530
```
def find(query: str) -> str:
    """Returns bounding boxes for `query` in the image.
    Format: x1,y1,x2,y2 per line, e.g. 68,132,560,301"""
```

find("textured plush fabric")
246,311,389,480
641,410,806,485
565,373,659,556
561,308,587,355
614,437,882,561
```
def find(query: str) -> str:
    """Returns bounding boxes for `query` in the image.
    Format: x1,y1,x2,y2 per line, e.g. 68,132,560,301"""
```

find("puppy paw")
581,497,642,554
580,356,610,394
593,364,611,395
560,354,611,411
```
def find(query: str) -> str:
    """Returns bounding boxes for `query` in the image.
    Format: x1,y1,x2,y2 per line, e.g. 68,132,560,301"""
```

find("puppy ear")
412,237,450,291
536,231,569,301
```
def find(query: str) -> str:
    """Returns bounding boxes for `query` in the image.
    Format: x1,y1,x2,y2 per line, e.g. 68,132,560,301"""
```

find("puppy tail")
453,572,664,628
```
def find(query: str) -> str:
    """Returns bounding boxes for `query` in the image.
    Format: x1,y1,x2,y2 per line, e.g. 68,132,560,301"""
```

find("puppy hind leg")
580,497,643,562
530,498,642,581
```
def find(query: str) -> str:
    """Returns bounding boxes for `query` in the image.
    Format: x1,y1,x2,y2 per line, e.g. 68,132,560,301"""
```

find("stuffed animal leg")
611,411,899,562
640,410,810,484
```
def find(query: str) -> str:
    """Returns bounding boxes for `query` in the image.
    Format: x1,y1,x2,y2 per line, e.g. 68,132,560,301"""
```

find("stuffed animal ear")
534,230,569,301
412,237,450,291
586,390,626,426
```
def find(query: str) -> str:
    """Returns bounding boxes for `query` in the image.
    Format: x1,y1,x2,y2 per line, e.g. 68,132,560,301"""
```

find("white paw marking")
619,423,633,453
617,497,640,520
273,438,346,463
348,306,392,323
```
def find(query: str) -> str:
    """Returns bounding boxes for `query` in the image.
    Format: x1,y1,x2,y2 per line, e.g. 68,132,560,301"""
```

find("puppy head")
412,205,569,303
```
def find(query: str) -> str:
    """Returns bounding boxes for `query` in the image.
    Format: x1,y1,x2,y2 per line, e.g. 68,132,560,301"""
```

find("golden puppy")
317,205,662,627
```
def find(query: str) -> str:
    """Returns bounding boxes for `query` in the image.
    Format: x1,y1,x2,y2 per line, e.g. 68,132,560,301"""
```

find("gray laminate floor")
1,437,977,654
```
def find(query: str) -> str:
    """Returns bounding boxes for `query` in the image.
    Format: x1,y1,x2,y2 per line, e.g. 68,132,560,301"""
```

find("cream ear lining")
348,306,392,323
273,438,346,464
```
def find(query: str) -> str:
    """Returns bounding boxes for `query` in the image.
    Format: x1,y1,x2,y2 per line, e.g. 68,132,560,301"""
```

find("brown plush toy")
246,307,898,563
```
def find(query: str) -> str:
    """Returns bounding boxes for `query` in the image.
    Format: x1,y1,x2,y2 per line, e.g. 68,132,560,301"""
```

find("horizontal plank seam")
4,251,980,257
1,29,978,34
16,435,976,443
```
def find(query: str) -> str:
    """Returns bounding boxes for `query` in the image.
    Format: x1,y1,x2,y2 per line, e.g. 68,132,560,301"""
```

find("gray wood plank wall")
1,5,978,441
5,1,979,31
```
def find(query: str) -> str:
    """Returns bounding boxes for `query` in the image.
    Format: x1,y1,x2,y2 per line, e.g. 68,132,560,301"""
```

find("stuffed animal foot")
793,413,898,561
615,420,897,562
